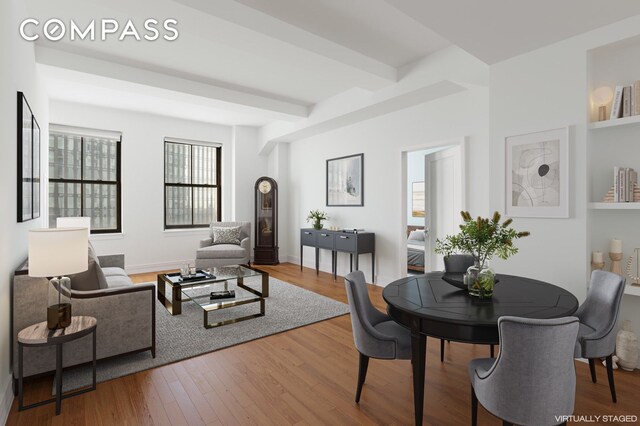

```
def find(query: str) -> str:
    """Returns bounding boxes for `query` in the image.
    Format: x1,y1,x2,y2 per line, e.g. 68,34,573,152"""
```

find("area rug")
56,276,349,393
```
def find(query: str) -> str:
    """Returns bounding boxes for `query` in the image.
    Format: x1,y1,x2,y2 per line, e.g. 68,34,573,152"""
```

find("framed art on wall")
505,127,569,218
326,153,363,206
17,92,40,222
412,181,425,217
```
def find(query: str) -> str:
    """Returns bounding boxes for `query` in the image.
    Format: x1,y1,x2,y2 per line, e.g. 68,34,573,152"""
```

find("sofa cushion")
211,226,241,245
69,260,108,291
197,244,246,259
102,267,128,278
105,275,134,288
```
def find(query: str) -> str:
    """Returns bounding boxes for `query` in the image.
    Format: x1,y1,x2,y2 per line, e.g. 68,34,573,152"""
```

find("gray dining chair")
469,316,580,426
344,271,411,403
442,255,495,362
574,269,625,403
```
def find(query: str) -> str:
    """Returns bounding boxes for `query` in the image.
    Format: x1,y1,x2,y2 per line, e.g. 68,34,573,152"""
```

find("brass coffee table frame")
157,265,269,328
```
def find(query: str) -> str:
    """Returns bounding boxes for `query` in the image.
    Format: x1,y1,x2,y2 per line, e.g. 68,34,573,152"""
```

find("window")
164,139,221,229
48,129,122,233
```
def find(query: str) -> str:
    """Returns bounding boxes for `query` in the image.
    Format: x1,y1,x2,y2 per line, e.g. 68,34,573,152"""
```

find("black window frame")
164,140,222,229
48,132,122,234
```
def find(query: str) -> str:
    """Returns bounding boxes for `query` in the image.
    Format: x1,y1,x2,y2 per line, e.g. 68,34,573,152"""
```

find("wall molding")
0,375,13,426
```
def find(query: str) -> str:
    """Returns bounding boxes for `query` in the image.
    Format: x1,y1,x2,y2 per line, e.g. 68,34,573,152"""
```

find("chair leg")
440,339,445,362
355,353,369,403
490,345,495,358
471,386,478,426
502,422,513,426
605,355,617,403
588,358,597,383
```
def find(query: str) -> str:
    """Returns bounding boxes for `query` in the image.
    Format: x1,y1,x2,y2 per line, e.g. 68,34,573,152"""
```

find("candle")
592,251,603,263
610,239,622,254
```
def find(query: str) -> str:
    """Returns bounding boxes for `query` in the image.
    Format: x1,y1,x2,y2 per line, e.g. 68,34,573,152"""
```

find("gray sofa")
12,248,155,384
195,221,251,269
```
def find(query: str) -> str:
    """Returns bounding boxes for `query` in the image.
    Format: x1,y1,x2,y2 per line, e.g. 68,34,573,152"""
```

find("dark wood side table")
18,316,97,415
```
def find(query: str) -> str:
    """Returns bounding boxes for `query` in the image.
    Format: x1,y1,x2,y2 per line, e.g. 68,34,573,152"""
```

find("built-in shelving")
624,285,640,297
588,115,640,130
589,202,640,210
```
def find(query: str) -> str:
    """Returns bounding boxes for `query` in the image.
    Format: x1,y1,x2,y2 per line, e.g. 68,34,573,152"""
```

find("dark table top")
383,272,579,328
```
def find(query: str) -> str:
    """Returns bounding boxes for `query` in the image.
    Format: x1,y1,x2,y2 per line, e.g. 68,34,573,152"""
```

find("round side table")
18,316,97,415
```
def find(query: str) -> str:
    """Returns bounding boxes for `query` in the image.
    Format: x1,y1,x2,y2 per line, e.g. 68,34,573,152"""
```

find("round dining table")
382,272,579,426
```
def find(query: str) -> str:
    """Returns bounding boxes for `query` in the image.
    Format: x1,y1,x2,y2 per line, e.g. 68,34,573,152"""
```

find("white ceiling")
24,0,640,126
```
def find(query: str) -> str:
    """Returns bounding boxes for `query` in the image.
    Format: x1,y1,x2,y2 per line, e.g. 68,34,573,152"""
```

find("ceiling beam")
175,0,397,88
35,45,309,119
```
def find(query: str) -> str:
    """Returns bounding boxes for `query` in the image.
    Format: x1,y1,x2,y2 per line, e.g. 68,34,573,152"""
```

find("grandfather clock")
254,177,279,264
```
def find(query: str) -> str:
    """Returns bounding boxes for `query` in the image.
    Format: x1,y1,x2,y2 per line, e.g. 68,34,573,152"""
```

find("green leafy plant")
434,211,530,267
307,210,328,230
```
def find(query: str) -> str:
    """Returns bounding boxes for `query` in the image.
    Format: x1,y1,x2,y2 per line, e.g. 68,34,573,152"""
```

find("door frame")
399,137,467,277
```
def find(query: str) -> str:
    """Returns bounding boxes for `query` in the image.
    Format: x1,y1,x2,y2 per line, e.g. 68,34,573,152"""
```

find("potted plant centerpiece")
307,210,328,230
435,211,530,299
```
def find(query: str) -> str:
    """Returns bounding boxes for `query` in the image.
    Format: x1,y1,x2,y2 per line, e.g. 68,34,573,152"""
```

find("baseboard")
125,260,193,275
0,374,13,426
285,255,388,286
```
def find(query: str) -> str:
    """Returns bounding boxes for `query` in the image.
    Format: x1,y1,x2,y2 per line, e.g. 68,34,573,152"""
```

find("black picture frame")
326,153,364,207
17,92,39,222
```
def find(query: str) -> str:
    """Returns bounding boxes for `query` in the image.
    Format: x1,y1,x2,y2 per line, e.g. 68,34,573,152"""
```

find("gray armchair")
469,316,579,426
196,221,251,269
574,270,625,403
344,271,411,403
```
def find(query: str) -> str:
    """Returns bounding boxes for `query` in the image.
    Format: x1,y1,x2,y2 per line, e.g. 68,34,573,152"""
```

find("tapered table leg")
411,329,427,426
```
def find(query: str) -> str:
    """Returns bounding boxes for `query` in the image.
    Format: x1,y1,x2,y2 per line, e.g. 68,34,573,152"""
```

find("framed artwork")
17,92,40,222
505,127,569,218
412,181,425,217
326,153,363,206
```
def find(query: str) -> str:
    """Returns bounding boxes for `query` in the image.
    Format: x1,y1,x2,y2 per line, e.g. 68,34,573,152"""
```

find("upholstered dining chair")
344,271,411,403
441,255,495,362
469,316,580,426
574,270,625,403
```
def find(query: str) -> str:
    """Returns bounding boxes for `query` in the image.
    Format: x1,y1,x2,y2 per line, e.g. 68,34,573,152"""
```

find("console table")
300,228,375,281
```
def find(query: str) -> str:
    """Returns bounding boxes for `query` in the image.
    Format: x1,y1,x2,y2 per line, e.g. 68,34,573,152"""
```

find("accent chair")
196,221,251,269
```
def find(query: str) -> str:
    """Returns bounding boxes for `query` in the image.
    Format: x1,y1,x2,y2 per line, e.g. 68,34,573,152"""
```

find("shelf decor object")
505,127,569,218
609,238,623,276
28,228,89,329
253,177,279,265
615,320,638,371
326,153,364,206
625,248,640,286
591,251,605,271
434,211,530,299
592,86,614,121
601,183,640,202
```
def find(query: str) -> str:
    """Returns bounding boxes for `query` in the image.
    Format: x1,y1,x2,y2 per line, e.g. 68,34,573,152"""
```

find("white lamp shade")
57,217,91,238
28,228,88,277
592,86,614,106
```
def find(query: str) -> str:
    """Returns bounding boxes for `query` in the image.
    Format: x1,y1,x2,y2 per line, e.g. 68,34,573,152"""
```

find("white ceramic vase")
616,320,639,371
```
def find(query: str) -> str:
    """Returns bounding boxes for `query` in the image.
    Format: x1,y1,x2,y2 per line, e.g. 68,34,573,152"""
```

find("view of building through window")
164,140,221,228
48,131,121,233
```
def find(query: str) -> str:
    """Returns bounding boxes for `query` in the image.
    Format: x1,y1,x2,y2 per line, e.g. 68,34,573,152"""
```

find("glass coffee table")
157,265,269,328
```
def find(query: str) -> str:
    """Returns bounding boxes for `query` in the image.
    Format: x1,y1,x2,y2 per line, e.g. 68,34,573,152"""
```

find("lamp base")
47,303,72,330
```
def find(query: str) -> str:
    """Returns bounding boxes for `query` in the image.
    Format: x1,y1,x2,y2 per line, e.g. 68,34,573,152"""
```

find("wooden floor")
7,263,640,425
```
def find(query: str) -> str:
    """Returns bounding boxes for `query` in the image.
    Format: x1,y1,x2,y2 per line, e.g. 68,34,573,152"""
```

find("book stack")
603,167,639,202
610,81,640,119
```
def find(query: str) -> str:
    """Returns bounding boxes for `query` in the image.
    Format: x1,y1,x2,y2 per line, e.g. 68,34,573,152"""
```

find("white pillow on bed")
408,230,425,241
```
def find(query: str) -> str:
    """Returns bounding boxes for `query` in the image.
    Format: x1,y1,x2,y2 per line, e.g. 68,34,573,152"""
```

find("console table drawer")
317,232,334,249
300,230,316,246
335,234,356,252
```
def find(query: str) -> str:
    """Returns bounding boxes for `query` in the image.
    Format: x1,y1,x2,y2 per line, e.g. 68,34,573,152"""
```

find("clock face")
259,180,272,194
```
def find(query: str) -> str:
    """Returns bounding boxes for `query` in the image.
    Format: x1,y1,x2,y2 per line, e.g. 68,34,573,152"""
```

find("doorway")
403,140,466,275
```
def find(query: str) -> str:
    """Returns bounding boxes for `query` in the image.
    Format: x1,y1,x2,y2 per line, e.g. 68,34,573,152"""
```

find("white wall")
286,85,490,284
0,1,49,422
49,101,264,272
490,15,640,367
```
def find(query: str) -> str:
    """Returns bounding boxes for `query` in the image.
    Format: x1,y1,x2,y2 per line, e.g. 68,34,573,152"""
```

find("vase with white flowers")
307,210,328,230
435,211,530,299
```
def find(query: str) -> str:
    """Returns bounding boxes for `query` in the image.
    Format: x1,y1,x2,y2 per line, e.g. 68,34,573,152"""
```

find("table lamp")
592,86,614,121
28,228,88,329
57,216,91,237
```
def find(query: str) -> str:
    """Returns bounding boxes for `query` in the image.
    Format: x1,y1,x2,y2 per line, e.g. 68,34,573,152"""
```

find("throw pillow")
68,259,109,291
211,226,242,245
408,230,425,242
